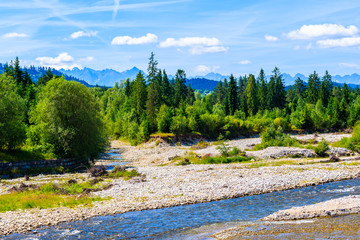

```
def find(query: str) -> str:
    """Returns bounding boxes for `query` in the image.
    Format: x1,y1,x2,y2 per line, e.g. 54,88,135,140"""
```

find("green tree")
228,74,238,115
174,69,188,105
319,70,332,107
29,77,107,162
257,69,267,110
131,72,147,117
245,74,257,116
306,71,320,104
0,74,26,150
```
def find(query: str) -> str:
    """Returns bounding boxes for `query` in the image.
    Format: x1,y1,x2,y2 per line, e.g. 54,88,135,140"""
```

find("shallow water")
4,177,360,240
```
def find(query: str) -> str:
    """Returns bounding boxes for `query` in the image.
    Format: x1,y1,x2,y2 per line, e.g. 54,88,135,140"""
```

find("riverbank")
1,160,360,235
0,132,359,236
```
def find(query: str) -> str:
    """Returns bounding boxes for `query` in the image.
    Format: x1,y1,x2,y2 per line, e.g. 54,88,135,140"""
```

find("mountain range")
58,67,360,87
2,63,360,91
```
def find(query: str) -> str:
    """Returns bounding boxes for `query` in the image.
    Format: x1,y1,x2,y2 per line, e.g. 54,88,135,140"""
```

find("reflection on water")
4,178,360,240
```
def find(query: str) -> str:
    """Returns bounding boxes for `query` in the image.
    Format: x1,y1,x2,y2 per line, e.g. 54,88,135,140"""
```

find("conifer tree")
131,72,147,117
257,69,267,110
228,74,238,115
319,70,332,107
174,69,188,105
306,71,320,104
245,74,257,116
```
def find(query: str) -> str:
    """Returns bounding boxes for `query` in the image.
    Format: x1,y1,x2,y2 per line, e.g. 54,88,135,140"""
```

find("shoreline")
0,163,359,236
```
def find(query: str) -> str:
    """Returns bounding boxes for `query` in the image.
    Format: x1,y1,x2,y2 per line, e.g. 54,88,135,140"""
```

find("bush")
314,138,329,157
198,156,253,164
216,143,231,157
255,124,298,150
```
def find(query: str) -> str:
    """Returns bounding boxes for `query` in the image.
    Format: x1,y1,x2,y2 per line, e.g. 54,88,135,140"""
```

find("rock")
329,154,340,162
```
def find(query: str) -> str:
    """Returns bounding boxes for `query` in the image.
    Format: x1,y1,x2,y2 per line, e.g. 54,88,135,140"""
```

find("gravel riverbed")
0,132,357,236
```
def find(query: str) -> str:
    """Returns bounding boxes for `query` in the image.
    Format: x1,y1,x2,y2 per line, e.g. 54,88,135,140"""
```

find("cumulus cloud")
238,60,251,65
36,52,93,70
111,33,158,45
160,37,227,55
70,31,98,39
317,37,360,48
339,62,360,69
286,24,358,40
264,34,278,42
3,32,29,38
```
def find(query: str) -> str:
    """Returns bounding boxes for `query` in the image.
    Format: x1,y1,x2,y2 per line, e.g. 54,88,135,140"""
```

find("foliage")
197,156,253,164
29,77,108,163
255,124,298,150
313,138,330,157
0,75,26,150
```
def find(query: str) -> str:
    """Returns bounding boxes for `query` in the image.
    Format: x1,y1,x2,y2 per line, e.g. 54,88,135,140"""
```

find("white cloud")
339,62,360,69
35,52,93,70
195,65,211,73
70,31,98,39
160,37,227,55
160,37,221,47
3,32,29,38
286,24,358,40
111,33,158,45
238,60,251,65
264,34,278,42
317,37,360,47
190,46,228,55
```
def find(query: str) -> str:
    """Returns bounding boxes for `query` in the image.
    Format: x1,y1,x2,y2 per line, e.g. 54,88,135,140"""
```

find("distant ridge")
59,67,145,87
0,63,90,87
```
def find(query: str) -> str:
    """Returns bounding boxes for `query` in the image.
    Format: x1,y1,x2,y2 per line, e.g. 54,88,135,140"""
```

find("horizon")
1,1,360,77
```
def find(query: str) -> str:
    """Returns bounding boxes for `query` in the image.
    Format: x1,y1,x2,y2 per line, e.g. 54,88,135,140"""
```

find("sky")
1,0,360,77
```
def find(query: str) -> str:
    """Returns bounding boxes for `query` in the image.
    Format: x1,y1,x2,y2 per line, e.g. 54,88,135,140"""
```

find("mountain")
59,67,144,87
186,78,219,91
0,63,90,87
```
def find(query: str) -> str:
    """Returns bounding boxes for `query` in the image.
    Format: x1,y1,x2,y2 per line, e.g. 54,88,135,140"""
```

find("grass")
245,160,299,168
190,141,210,150
107,169,140,180
193,156,253,164
0,180,110,212
341,161,360,166
0,191,102,212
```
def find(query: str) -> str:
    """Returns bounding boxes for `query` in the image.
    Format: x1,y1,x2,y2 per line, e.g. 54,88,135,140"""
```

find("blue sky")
1,0,360,77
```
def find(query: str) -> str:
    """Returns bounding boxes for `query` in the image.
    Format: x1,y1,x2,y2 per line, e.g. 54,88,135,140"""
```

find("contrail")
113,0,120,20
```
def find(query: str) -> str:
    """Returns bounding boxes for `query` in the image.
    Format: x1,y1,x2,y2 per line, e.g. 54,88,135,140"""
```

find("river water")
3,151,360,239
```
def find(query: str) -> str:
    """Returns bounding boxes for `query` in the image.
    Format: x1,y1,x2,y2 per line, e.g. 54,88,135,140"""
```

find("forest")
1,53,360,163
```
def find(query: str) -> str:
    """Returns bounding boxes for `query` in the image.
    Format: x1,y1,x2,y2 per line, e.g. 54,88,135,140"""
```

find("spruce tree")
306,71,320,104
245,74,257,116
257,69,267,110
228,74,238,115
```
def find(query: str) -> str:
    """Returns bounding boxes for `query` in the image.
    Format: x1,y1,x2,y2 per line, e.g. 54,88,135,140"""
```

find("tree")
0,74,26,150
147,52,159,84
174,69,188,105
257,69,267,110
319,70,332,107
245,74,257,116
294,77,306,99
228,74,238,115
29,77,107,162
306,71,320,104
131,72,147,117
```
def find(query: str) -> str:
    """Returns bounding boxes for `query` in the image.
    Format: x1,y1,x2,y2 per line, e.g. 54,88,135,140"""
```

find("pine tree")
147,52,158,84
174,69,188,105
228,74,238,115
319,70,332,107
257,69,267,110
131,72,147,117
306,71,320,104
245,74,257,116
274,67,286,109
294,77,306,99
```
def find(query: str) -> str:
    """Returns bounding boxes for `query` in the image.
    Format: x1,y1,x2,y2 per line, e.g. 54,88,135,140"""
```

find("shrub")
216,143,231,157
255,124,298,150
314,138,329,157
197,156,253,164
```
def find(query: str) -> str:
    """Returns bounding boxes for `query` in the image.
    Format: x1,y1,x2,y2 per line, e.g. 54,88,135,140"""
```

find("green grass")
245,160,298,168
193,156,253,164
108,169,140,180
0,191,102,212
0,180,110,212
341,161,360,166
190,141,210,150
